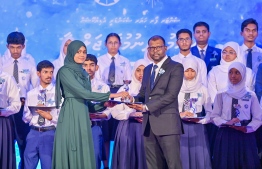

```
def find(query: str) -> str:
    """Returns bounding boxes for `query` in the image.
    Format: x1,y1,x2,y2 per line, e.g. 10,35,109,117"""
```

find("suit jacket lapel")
205,46,212,66
191,46,200,58
146,64,153,94
151,57,170,91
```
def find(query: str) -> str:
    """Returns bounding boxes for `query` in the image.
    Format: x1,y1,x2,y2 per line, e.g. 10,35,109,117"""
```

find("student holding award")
23,60,58,169
178,57,212,169
211,62,262,169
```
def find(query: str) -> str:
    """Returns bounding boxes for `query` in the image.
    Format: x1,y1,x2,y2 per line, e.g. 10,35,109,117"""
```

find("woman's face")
222,46,237,62
105,36,121,55
63,39,72,55
135,65,145,83
184,68,196,81
228,68,242,85
74,46,87,64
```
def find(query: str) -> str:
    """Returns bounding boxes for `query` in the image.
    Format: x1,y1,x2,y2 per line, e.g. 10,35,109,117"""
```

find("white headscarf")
180,57,202,93
128,59,149,96
218,41,241,73
143,46,153,65
226,62,248,99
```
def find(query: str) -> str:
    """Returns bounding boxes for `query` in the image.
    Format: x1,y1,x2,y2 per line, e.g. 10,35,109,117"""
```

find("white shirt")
0,71,21,117
111,85,137,120
197,45,208,56
151,55,168,80
240,44,262,74
2,49,36,66
172,52,207,86
97,53,132,85
23,83,59,127
207,66,255,103
178,85,212,119
211,91,262,133
90,77,112,121
0,57,38,98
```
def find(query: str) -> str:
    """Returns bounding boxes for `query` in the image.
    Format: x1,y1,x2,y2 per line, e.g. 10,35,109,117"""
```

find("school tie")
13,60,19,83
182,93,190,112
246,49,253,69
231,98,238,119
200,49,205,60
150,65,158,90
38,90,46,126
108,57,115,85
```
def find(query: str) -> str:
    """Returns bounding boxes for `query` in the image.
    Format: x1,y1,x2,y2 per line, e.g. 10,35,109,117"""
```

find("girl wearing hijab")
208,41,254,103
178,58,212,169
52,35,74,80
52,40,128,169
211,62,262,169
111,59,148,169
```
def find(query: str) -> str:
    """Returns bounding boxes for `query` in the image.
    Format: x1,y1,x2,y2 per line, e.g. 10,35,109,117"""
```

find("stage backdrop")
0,0,261,63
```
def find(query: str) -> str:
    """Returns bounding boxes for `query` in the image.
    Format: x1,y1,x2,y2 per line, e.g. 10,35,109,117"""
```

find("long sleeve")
23,93,33,123
199,60,207,87
203,87,213,119
0,76,21,117
59,68,110,102
255,63,262,101
207,69,218,103
246,93,262,133
211,93,228,126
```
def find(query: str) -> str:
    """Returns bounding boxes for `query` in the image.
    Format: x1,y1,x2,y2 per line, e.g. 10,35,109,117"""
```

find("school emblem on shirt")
120,62,126,67
97,85,103,91
210,51,218,62
197,93,202,98
46,99,55,105
257,55,262,62
20,69,30,74
0,77,5,84
22,76,26,80
158,68,165,76
244,104,249,109
241,92,251,101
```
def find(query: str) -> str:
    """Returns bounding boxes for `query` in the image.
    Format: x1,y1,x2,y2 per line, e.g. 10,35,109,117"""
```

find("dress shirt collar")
241,43,257,52
106,52,119,60
197,45,208,53
153,55,168,68
178,52,192,59
38,83,54,91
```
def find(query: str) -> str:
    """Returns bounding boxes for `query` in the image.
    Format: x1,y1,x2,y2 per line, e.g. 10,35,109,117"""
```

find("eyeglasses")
107,42,119,46
177,38,191,43
222,51,236,55
147,46,164,51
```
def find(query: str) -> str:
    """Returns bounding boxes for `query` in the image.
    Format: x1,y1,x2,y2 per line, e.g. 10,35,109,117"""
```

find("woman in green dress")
52,40,127,169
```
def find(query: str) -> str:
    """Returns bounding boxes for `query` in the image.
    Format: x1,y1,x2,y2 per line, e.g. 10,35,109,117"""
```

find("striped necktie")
13,60,19,83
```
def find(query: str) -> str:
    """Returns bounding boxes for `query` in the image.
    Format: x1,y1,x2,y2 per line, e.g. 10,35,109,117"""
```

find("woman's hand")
104,101,117,108
130,112,143,117
134,117,143,123
225,118,240,125
109,91,130,99
180,111,194,118
230,126,247,133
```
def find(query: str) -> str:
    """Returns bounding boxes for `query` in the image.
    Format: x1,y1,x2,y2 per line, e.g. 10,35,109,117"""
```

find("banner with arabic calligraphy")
0,0,261,63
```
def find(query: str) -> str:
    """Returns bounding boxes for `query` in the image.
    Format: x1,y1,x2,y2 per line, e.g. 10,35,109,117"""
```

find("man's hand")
110,91,130,99
127,104,145,112
35,109,52,121
180,111,194,118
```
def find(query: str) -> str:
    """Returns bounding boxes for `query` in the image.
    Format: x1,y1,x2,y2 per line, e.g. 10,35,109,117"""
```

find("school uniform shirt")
1,57,38,98
23,83,59,127
90,77,111,121
2,48,36,66
178,86,212,119
97,53,132,85
208,66,255,103
211,91,262,133
0,71,21,117
172,53,207,86
240,44,262,74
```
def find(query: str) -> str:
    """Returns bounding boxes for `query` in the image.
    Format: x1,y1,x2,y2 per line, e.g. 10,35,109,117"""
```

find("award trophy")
123,80,131,103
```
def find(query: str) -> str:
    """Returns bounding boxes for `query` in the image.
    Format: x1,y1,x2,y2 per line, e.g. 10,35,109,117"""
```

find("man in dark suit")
191,21,221,73
129,35,184,169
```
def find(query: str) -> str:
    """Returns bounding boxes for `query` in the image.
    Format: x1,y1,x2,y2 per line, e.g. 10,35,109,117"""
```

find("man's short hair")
193,21,210,32
86,54,98,65
7,32,25,45
148,35,166,46
37,60,54,72
241,18,258,32
176,29,192,39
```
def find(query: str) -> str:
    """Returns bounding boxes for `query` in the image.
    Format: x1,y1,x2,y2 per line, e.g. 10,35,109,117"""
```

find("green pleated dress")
52,40,110,169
